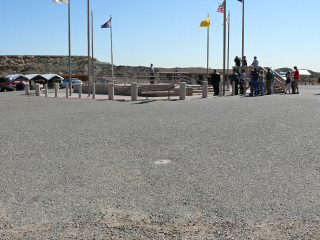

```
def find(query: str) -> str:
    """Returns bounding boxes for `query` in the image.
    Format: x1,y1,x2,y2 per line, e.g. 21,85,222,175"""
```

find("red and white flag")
217,2,224,13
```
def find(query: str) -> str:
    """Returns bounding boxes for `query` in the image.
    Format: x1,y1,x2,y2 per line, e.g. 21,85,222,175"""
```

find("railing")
231,66,285,93
260,67,285,93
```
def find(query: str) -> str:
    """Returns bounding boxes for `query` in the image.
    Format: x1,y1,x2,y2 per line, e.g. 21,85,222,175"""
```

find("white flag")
226,13,230,25
52,0,69,3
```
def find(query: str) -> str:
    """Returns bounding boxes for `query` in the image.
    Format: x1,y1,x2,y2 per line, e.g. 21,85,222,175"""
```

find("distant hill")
0,55,150,78
1,55,319,81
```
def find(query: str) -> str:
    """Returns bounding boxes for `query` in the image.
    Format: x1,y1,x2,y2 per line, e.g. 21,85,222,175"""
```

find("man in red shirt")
293,66,299,94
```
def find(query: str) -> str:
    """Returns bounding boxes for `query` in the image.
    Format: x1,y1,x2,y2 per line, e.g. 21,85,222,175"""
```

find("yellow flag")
200,17,210,27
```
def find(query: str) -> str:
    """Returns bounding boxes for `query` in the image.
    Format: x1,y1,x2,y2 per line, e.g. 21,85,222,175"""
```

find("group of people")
210,62,300,96
285,66,300,94
229,67,273,96
234,56,259,68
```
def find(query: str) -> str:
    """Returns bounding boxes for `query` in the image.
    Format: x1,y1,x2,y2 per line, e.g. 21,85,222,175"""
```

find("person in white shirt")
251,56,259,67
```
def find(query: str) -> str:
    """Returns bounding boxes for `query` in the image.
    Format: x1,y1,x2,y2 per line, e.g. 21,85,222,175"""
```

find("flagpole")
223,0,226,95
68,0,71,96
91,10,94,83
207,13,209,79
242,0,245,65
110,15,114,81
227,10,230,89
87,0,91,96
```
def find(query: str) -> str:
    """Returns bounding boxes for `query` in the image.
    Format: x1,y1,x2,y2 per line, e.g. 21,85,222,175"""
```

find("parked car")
0,77,16,91
60,78,83,88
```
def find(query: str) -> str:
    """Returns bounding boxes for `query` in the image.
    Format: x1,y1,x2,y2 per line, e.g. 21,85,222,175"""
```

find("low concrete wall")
74,84,193,97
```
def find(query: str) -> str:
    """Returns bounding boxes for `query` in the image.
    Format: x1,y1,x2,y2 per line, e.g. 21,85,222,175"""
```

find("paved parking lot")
0,86,319,239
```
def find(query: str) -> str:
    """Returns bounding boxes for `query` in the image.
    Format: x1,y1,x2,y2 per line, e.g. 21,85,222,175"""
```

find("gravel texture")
0,86,319,239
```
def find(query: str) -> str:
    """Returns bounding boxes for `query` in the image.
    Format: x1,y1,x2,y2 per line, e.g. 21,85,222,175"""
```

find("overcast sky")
1,0,319,71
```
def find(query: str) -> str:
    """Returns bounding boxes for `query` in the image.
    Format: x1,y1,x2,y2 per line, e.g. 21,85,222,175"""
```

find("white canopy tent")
293,69,313,85
6,74,64,81
5,74,26,80
296,69,311,76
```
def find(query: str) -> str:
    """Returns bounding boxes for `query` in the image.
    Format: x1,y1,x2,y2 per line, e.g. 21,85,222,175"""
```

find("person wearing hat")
293,66,299,94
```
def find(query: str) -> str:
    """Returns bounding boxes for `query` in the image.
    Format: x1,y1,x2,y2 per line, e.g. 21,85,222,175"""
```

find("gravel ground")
0,86,319,239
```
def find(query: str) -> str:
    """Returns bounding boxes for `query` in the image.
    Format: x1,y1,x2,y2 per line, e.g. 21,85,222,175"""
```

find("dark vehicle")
0,77,16,91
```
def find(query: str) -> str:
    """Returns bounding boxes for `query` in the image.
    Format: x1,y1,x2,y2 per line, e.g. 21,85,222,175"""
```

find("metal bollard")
232,81,235,96
202,81,208,98
66,85,69,98
108,83,114,100
219,81,223,97
79,84,82,98
131,82,138,101
35,83,40,96
25,84,30,95
180,82,186,100
44,84,48,97
92,83,96,99
55,83,59,98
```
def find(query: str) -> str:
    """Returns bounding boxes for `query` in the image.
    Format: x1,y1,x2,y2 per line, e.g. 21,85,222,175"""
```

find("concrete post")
202,81,208,98
79,85,82,98
180,82,186,100
55,83,59,98
35,83,40,96
25,84,30,95
243,81,247,95
44,84,48,97
232,81,235,96
131,82,138,101
108,83,114,100
66,85,69,98
219,81,223,97
92,83,96,99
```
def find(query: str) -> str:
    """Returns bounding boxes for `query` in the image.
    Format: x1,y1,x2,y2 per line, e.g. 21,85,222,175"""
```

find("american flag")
217,2,224,13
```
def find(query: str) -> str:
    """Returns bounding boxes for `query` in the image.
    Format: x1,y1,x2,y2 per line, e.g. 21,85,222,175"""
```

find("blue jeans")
250,80,258,96
259,81,264,96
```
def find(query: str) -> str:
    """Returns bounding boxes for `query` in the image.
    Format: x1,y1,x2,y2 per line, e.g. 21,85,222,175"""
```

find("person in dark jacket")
239,69,246,94
210,70,221,95
265,68,273,95
231,68,240,95
234,56,241,68
250,68,259,96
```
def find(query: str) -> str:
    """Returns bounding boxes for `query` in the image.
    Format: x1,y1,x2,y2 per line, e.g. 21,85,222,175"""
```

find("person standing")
271,70,275,94
211,70,221,96
293,66,299,94
239,69,246,94
258,70,265,96
149,63,155,84
234,56,241,68
285,71,291,94
265,68,273,95
251,56,259,67
242,56,247,67
250,68,259,96
231,68,239,95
